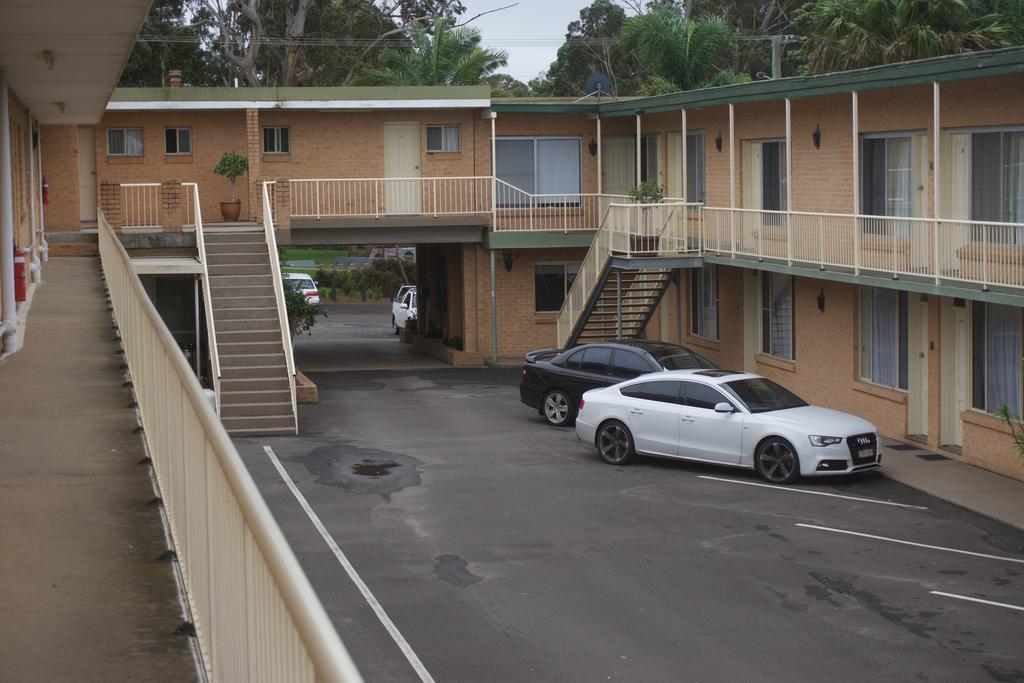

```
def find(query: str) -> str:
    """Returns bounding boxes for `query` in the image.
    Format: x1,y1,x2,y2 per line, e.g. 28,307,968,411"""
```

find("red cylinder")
14,251,26,302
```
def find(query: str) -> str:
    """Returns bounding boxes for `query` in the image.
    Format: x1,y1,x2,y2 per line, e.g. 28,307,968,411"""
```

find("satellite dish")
584,73,612,97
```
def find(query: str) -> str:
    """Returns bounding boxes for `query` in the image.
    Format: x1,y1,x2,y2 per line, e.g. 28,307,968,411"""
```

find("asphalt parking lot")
235,306,1024,682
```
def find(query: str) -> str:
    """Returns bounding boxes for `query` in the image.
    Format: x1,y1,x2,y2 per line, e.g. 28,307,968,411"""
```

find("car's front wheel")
755,437,801,484
596,420,636,465
542,389,574,426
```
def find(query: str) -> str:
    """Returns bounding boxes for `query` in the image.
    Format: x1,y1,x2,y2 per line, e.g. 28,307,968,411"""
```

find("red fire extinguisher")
14,249,27,303
42,178,49,205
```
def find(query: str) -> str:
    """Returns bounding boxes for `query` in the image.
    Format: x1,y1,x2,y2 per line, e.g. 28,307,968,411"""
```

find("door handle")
629,409,643,415
681,416,695,423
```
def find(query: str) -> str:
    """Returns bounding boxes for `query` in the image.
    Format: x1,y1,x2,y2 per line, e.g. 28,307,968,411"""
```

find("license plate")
858,448,875,460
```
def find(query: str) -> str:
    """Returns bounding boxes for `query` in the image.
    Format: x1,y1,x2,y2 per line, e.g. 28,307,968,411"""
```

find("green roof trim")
110,85,491,102
492,46,1024,117
484,230,595,250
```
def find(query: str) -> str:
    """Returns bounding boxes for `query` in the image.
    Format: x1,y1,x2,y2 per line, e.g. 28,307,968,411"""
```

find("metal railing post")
616,270,622,340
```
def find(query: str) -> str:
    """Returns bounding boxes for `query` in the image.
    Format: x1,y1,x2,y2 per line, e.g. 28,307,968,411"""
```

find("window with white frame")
861,134,915,238
426,125,460,152
761,272,794,360
972,301,1022,417
262,126,290,154
535,263,580,312
107,128,144,156
690,263,718,339
164,127,191,155
970,130,1024,243
640,135,659,184
860,286,908,390
686,132,705,202
495,137,581,206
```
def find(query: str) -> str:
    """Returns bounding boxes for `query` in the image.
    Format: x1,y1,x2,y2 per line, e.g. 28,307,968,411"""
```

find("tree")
795,0,1011,74
619,6,749,94
352,17,507,86
485,74,532,97
120,0,227,86
532,0,642,96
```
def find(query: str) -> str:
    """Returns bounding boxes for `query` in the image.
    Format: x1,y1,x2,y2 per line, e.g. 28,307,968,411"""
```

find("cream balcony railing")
98,209,361,682
493,180,628,232
183,182,220,414
120,182,161,229
263,181,299,434
290,176,492,219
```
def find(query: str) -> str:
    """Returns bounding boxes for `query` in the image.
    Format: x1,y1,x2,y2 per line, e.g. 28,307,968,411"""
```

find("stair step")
204,241,268,255
215,307,280,320
221,401,294,417
207,264,272,276
211,288,277,301
222,377,290,392
222,415,296,433
221,389,293,405
213,296,278,309
221,365,289,380
205,232,265,243
217,329,282,343
216,317,282,332
219,341,284,354
220,353,288,368
209,274,274,287
207,252,270,266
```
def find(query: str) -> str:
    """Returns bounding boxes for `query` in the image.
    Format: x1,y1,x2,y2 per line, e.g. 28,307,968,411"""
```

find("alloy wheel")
759,441,796,483
598,423,631,463
544,392,569,425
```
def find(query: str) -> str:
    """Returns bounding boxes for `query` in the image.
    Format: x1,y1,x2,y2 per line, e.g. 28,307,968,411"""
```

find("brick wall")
39,125,80,231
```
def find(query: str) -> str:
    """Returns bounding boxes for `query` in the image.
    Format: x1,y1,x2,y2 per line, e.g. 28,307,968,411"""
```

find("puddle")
352,461,400,477
434,554,483,587
297,442,422,500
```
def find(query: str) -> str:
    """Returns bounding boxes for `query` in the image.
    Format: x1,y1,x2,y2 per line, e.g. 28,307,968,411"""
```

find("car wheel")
542,389,574,427
755,437,801,484
596,420,636,465
392,315,400,335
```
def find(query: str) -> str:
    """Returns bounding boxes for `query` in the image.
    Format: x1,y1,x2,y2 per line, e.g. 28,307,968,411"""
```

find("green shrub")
213,152,249,202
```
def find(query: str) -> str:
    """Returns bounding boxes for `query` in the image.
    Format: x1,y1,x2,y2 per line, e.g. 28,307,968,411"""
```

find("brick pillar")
245,108,261,222
160,180,182,231
99,181,122,230
461,244,479,354
274,179,291,230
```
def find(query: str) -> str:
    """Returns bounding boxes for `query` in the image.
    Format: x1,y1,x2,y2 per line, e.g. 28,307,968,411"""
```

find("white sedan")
575,369,881,484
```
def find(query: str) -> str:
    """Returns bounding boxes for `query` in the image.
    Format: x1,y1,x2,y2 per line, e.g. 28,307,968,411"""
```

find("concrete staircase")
204,230,297,436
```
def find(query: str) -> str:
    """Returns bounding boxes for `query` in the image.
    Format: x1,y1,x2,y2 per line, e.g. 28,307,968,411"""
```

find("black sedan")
520,340,718,426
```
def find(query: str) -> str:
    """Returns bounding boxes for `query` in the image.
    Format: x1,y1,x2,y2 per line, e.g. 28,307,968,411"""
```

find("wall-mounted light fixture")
53,101,65,114
503,251,515,272
817,287,826,313
715,132,723,153
812,124,821,149
588,137,598,156
42,50,55,70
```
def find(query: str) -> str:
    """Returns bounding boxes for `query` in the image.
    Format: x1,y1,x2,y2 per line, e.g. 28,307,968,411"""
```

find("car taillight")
579,399,585,411
305,291,317,297
522,365,527,377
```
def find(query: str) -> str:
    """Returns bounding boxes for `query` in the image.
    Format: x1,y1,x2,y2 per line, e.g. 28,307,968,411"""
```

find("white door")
907,296,929,437
383,123,421,214
623,381,682,456
940,299,969,447
602,136,635,196
78,127,97,222
678,381,744,463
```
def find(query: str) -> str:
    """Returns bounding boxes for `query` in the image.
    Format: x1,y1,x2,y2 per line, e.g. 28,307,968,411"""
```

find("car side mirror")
400,303,409,309
714,402,735,413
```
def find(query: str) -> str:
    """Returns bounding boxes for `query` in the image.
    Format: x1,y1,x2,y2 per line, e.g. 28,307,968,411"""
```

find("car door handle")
629,409,643,415
681,416,695,423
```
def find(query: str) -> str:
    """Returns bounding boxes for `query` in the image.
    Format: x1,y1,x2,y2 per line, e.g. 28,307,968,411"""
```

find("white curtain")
1003,132,1024,243
125,129,144,155
871,288,899,388
986,303,1022,417
886,137,912,239
443,126,459,151
536,139,581,203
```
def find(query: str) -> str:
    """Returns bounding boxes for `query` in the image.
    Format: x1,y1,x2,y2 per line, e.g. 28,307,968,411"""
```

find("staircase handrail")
262,181,298,434
555,203,616,347
185,182,221,414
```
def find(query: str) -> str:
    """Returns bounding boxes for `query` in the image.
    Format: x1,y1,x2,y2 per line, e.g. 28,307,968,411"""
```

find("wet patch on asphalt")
434,554,483,587
295,441,423,501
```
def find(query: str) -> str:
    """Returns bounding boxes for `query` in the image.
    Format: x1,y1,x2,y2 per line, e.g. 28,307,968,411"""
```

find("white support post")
852,91,860,275
680,109,688,202
635,114,642,187
932,82,941,285
596,117,602,196
729,103,736,257
490,112,497,228
0,70,17,351
785,98,793,265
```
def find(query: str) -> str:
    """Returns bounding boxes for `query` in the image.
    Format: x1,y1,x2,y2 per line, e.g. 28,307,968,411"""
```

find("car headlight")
808,435,843,447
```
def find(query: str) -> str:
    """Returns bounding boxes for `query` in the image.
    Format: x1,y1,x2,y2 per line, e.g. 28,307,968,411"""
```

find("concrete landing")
0,258,197,681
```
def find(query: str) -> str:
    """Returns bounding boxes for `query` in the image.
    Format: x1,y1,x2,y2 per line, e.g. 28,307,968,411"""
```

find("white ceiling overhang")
0,1,153,125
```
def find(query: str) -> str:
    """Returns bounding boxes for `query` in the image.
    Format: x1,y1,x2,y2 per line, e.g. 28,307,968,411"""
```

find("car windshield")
651,348,718,370
723,377,808,413
287,278,315,291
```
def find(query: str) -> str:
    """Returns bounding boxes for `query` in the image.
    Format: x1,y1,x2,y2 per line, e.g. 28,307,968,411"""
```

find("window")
761,141,787,211
972,302,1022,417
620,382,647,399
534,263,580,312
579,347,612,375
970,131,1024,243
640,135,659,183
861,135,914,237
682,381,728,410
690,264,718,339
107,128,143,156
610,350,655,379
686,132,705,202
860,287,908,390
565,349,585,370
263,126,290,154
723,377,807,414
495,137,581,205
164,127,191,155
761,272,794,360
426,125,460,152
635,380,684,404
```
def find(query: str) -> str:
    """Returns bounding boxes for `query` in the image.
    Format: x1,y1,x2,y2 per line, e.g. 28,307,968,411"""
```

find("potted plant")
213,152,248,221
628,180,665,253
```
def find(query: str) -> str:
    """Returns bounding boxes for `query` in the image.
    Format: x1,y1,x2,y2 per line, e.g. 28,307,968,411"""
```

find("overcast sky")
461,0,592,83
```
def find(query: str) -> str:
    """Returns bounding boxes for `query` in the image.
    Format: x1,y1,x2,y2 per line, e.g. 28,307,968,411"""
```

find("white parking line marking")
697,475,928,510
263,446,435,683
796,523,1024,565
930,591,1024,612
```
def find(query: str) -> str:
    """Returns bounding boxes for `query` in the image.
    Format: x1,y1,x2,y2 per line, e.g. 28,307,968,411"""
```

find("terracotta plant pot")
219,200,241,222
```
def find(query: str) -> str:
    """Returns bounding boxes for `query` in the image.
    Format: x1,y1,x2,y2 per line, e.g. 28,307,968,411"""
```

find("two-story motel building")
13,48,1024,478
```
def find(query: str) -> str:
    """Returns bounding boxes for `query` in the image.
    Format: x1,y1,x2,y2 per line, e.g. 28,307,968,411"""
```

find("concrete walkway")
0,259,197,681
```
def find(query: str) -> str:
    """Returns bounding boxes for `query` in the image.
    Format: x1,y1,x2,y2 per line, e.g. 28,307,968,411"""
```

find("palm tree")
796,0,1011,74
354,18,508,86
619,6,748,95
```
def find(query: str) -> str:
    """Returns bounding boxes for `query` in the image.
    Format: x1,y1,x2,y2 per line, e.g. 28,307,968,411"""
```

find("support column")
490,112,497,227
490,249,497,362
932,82,941,285
785,98,793,265
852,91,860,274
596,117,602,195
680,109,688,201
635,114,642,186
729,103,736,257
1,70,17,350
245,108,261,222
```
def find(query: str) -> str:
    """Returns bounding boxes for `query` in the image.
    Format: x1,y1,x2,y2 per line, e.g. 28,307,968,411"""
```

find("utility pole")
771,36,782,80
